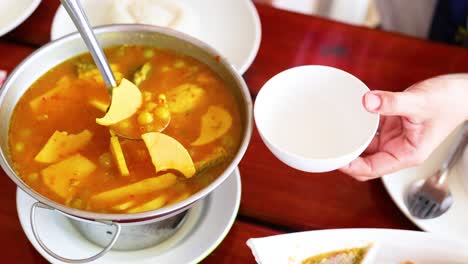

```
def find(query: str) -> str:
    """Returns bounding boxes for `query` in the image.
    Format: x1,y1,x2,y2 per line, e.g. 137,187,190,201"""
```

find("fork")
406,122,468,219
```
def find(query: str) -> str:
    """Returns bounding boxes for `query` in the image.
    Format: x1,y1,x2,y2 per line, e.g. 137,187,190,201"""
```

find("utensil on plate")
60,0,170,139
406,121,468,219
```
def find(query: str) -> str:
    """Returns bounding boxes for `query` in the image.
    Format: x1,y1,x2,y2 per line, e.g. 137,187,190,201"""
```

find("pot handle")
30,202,122,264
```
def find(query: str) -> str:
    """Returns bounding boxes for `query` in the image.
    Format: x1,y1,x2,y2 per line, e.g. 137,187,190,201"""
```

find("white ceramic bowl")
254,65,379,172
50,0,261,74
0,0,41,37
458,145,468,193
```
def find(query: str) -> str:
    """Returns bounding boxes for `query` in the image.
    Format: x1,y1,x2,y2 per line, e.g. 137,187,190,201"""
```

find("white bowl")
0,0,41,37
458,145,468,194
50,0,261,74
254,65,379,172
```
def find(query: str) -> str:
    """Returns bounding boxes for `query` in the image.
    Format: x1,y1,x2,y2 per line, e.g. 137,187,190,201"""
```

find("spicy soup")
8,45,241,213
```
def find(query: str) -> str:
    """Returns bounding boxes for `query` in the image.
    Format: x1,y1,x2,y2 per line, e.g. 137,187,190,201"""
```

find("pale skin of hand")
340,74,468,181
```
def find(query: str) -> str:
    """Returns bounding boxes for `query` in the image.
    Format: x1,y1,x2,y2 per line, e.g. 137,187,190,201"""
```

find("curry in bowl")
8,45,242,214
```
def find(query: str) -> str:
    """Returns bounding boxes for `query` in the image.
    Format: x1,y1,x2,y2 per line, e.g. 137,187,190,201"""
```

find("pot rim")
0,24,253,222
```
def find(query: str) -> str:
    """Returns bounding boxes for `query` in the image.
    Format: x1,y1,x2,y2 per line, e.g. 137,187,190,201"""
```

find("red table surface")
1,1,468,263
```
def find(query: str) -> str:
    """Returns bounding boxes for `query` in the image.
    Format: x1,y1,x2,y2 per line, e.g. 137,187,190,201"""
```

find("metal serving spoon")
60,0,170,139
61,0,116,94
406,121,468,219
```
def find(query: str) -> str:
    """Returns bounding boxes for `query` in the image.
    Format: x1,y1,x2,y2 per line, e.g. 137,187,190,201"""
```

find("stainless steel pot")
0,25,252,263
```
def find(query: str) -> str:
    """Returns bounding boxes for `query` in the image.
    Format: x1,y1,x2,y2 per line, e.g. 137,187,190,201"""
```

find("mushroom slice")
96,78,142,126
142,132,195,178
191,106,232,146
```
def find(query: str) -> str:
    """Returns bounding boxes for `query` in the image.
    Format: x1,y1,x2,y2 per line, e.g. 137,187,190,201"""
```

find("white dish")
17,168,241,264
50,0,261,74
254,65,379,172
247,228,468,264
460,145,468,193
0,0,41,37
0,70,6,86
382,126,468,243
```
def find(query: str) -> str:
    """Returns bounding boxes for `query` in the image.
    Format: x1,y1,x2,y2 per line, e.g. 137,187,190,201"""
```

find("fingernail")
364,93,381,112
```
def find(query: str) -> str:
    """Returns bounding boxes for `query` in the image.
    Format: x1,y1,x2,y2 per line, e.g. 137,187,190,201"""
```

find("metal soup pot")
0,25,252,263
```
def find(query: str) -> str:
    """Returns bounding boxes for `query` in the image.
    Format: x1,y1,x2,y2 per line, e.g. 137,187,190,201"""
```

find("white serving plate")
17,168,241,264
382,125,468,244
0,0,41,37
247,228,468,264
50,0,261,74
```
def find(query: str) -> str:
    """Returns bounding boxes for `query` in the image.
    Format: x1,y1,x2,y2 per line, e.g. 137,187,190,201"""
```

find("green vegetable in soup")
69,198,85,210
174,60,185,69
195,147,229,174
143,49,155,59
75,62,123,83
133,62,152,86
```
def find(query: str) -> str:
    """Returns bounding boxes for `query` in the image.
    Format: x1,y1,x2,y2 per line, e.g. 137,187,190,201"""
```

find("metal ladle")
61,0,116,94
60,0,170,139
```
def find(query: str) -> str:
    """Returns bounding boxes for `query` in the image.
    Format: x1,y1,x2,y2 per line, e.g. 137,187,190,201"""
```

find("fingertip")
339,160,359,176
363,92,382,113
339,160,355,172
353,175,368,182
340,157,374,178
340,163,351,170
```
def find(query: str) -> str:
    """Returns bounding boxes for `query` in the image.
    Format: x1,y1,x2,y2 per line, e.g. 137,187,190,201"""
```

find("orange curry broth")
8,45,242,213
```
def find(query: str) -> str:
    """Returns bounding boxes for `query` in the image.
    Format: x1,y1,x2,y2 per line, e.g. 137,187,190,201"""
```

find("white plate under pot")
17,168,241,264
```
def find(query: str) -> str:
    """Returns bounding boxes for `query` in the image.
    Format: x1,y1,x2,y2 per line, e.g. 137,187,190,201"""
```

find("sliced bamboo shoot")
109,136,129,176
41,154,96,199
96,78,142,126
89,99,109,112
191,106,232,146
90,173,177,204
127,195,167,213
111,201,136,211
35,130,93,163
142,132,195,178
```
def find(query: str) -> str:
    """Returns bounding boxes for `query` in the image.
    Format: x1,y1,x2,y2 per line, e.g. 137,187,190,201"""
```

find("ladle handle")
30,202,121,264
60,0,117,93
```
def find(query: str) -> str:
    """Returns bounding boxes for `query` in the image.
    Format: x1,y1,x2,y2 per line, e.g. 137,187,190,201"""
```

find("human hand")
340,74,468,181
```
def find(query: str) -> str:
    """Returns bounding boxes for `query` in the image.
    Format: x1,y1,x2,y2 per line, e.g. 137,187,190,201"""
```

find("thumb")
363,91,423,117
